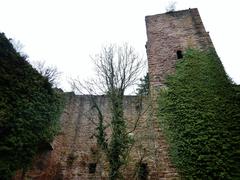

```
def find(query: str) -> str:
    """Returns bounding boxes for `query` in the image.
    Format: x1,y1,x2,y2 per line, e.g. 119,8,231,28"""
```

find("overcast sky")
0,0,239,91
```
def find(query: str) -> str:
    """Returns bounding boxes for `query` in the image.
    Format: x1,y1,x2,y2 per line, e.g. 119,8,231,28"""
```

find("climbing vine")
72,44,143,179
158,49,240,179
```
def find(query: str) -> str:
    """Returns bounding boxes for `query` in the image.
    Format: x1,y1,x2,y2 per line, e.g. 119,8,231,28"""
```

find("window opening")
138,163,148,180
177,50,183,59
88,163,96,174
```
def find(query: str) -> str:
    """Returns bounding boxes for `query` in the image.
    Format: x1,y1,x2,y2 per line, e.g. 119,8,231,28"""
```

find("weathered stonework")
146,8,214,89
14,8,215,180
14,94,178,179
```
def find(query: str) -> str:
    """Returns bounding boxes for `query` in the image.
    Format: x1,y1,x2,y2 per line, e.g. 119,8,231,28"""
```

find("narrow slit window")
177,50,183,59
88,163,96,174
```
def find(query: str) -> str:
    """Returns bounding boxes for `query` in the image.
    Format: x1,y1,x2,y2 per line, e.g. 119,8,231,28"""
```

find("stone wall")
15,93,178,180
146,8,214,89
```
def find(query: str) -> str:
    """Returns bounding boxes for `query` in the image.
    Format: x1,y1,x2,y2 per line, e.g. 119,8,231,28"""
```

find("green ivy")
0,33,64,179
158,49,240,179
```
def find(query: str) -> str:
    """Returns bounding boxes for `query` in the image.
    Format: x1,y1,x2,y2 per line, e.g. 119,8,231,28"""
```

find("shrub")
0,33,64,179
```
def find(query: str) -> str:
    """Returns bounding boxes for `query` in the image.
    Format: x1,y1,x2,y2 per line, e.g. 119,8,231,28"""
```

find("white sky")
0,0,239,91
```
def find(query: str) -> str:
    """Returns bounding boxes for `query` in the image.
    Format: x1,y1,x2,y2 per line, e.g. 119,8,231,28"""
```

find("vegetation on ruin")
72,44,143,179
158,49,240,179
67,152,78,166
0,33,64,179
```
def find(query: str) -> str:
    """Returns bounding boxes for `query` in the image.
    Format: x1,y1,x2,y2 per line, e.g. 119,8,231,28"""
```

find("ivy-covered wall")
0,33,64,179
158,49,240,179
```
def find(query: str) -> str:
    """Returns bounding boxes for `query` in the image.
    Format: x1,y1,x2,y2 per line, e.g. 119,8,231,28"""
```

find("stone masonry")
14,8,215,180
14,94,178,179
146,8,214,89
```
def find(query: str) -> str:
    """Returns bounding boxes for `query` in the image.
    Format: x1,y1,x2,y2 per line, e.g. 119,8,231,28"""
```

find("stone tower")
145,8,214,89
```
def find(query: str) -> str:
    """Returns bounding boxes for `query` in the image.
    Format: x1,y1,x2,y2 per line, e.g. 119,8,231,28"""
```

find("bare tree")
10,39,24,53
10,38,28,59
165,1,177,12
9,38,61,87
32,61,61,87
72,43,144,179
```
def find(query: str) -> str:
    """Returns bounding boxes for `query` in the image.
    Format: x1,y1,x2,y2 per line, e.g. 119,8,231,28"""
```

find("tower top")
145,8,214,88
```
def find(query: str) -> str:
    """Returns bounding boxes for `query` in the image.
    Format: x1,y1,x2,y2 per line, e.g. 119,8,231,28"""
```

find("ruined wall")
146,8,214,89
14,8,216,180
16,93,178,180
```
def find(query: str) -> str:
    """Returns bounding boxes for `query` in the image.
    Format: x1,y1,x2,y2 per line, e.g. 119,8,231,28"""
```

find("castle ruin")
14,8,214,180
